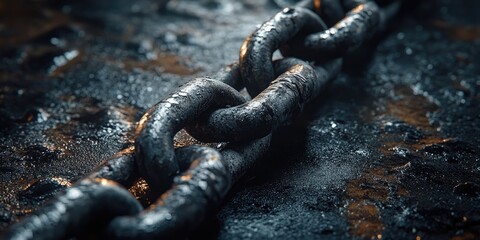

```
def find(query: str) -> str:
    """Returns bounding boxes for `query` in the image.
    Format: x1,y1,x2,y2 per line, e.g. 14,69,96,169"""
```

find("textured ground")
0,0,479,239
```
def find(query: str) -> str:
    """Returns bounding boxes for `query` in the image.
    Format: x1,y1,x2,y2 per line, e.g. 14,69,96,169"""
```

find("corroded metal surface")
1,0,479,239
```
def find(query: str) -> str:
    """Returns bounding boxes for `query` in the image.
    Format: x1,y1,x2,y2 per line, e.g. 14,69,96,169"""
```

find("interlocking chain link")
3,0,401,239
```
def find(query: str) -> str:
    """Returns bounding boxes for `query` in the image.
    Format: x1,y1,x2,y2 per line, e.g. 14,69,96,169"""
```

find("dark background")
1,0,479,239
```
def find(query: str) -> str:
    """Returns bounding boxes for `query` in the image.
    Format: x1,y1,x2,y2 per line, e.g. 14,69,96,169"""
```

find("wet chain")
3,0,401,239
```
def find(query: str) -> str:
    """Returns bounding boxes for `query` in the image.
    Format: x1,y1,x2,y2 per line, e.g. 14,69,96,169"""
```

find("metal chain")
3,0,402,239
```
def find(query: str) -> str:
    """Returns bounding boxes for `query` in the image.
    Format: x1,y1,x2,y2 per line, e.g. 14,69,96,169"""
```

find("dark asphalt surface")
1,0,479,239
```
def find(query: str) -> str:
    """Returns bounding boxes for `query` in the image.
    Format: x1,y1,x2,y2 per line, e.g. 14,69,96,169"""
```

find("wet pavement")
0,0,479,239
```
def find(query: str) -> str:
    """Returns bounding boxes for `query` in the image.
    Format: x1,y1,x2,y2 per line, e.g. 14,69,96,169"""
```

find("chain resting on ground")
2,0,401,239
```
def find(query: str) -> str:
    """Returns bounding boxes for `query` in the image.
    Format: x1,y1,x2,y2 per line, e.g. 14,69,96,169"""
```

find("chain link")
3,0,401,239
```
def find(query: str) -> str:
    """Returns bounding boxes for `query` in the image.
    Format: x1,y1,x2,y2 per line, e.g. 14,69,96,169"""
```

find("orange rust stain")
137,115,216,149
377,141,401,156
372,85,451,154
349,85,433,238
379,135,451,156
351,4,365,14
111,146,135,159
239,35,252,63
451,232,478,240
128,178,153,205
350,84,459,238
431,20,480,41
360,85,438,133
0,2,70,47
173,129,204,149
180,173,193,182
347,169,392,202
313,0,322,14
345,166,408,238
173,129,219,149
385,86,438,132
121,52,200,76
134,111,151,138
411,136,451,151
346,201,384,239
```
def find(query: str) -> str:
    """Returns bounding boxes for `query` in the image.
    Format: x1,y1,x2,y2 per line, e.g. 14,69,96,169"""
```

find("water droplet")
66,188,82,199
50,37,63,46
355,149,368,157
397,32,405,40
282,8,294,14
405,47,413,55
164,32,177,43
146,52,157,60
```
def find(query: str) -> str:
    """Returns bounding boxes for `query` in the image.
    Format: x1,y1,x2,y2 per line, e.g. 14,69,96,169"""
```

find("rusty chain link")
3,0,402,239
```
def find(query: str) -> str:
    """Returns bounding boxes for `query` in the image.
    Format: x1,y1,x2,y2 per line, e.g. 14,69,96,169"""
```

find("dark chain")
3,0,402,239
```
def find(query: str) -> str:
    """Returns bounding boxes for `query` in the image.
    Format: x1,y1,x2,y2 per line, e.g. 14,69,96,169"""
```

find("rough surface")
0,0,479,239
